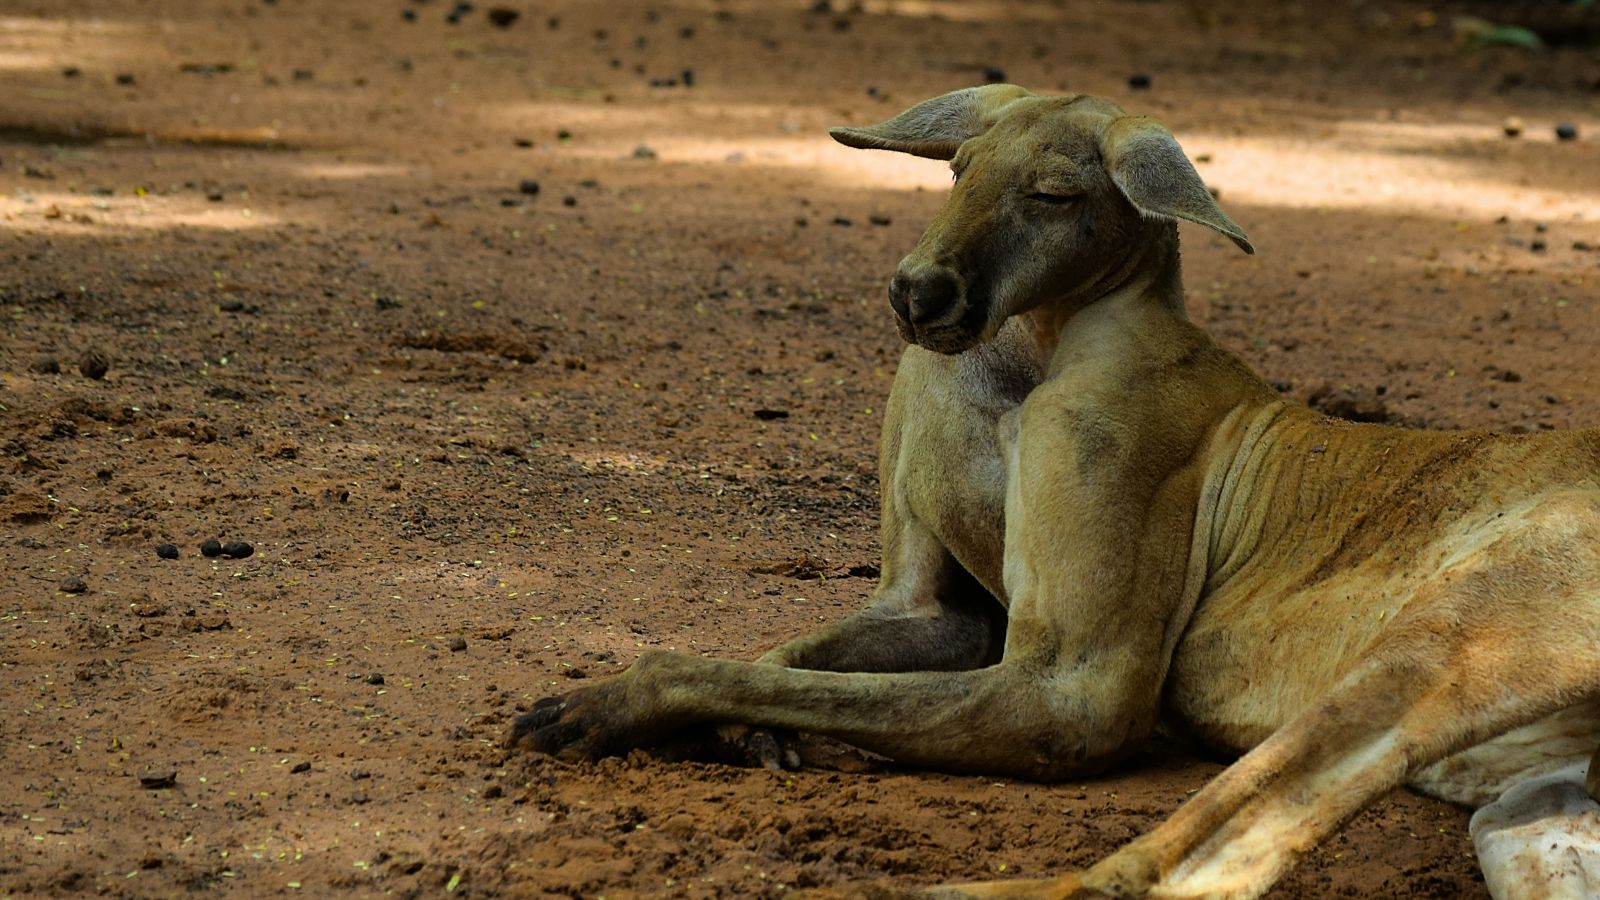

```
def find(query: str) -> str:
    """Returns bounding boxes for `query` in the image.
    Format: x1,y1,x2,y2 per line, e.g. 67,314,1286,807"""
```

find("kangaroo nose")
889,265,962,327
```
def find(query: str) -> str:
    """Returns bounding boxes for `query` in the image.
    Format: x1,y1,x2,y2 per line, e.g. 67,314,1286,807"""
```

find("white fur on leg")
1471,762,1600,900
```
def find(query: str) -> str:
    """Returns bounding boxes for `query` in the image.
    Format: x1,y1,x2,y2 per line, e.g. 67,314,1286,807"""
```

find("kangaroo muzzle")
888,259,974,351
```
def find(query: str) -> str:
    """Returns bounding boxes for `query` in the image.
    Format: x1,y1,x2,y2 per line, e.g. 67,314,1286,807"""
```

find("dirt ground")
2,0,1598,896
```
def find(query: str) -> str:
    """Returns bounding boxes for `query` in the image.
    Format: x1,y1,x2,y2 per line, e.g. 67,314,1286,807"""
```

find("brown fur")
514,86,1600,898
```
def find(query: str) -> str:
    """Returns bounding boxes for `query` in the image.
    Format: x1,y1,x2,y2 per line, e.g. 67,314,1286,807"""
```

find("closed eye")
1027,192,1079,205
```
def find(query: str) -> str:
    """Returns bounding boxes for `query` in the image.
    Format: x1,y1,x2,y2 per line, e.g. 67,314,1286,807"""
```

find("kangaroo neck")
1021,225,1189,371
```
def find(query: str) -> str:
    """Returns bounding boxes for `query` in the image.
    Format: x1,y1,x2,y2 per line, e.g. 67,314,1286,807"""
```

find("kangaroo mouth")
907,323,982,355
896,295,991,355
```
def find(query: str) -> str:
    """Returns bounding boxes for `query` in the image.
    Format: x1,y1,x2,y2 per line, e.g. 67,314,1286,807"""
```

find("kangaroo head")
832,85,1253,354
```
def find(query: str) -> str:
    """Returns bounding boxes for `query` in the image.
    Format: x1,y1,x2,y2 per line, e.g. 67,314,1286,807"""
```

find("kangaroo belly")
1164,562,1428,752
1166,490,1600,754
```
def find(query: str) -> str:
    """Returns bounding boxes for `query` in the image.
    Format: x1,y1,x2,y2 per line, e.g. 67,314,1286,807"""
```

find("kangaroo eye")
1027,192,1078,205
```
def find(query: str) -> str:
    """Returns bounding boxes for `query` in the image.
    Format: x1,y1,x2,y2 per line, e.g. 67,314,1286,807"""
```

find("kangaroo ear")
829,84,1035,161
1103,116,1254,255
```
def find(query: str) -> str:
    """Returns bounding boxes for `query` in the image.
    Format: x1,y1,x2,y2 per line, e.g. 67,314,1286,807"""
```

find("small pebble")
681,68,695,87
60,576,88,594
290,761,311,774
518,179,540,195
62,67,80,78
447,636,468,652
487,7,519,28
200,539,223,557
31,356,60,374
402,8,416,21
78,350,110,380
632,145,657,159
512,137,534,148
139,768,177,789
1531,238,1547,252
562,195,577,207
1556,122,1579,141
1502,116,1523,138
981,65,1006,84
365,672,385,685
155,543,179,560
220,541,254,559
198,611,230,630
1128,73,1152,90
115,73,136,85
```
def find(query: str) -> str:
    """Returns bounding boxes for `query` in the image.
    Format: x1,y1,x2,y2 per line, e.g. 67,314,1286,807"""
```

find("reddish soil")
3,1,1598,896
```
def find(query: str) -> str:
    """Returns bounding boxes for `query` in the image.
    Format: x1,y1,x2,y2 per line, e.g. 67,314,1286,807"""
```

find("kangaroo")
515,85,1600,898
